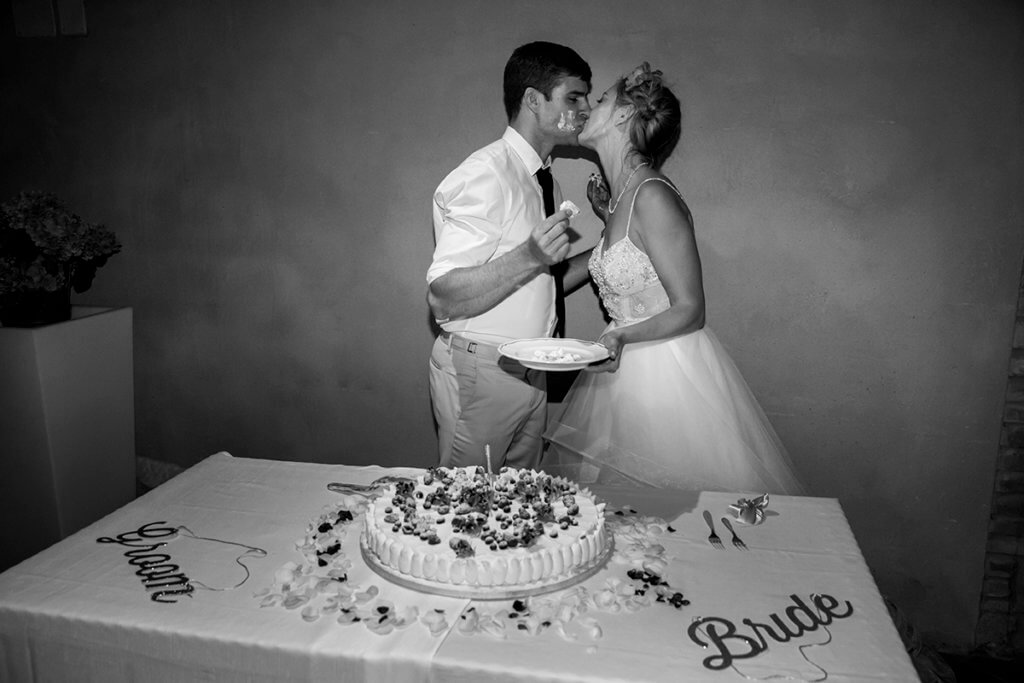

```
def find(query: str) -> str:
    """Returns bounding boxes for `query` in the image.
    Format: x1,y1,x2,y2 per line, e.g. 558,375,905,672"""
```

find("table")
0,453,919,682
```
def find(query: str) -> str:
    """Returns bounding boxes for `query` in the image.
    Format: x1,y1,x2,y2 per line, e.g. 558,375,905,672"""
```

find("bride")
544,63,805,495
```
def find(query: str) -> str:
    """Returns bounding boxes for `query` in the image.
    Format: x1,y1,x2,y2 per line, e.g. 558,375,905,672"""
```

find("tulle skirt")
543,326,805,495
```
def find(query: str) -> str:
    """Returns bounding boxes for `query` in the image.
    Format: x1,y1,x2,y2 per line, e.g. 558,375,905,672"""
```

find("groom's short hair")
503,42,591,122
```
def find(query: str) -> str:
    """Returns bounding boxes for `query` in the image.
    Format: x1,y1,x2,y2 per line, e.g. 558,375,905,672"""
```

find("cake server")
327,475,413,495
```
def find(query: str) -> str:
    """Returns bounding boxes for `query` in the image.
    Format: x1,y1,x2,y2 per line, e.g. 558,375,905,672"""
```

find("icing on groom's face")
544,76,591,142
557,111,579,132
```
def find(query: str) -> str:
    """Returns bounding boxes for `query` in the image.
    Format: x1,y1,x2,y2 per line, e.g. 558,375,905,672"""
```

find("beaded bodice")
588,178,682,324
589,235,669,323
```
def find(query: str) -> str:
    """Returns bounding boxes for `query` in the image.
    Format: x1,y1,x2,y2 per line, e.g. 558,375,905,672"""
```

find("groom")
427,41,593,470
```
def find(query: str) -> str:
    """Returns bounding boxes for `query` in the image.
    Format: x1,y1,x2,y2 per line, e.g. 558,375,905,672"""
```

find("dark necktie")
536,167,565,337
536,166,556,217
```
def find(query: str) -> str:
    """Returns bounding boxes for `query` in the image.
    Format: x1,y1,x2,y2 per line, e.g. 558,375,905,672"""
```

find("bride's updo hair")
615,63,681,169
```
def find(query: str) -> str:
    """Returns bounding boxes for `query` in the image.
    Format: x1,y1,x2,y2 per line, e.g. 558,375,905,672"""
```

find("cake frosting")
363,466,608,591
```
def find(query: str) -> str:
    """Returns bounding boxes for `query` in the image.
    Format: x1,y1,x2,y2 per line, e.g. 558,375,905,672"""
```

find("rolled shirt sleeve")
427,158,505,284
425,129,556,340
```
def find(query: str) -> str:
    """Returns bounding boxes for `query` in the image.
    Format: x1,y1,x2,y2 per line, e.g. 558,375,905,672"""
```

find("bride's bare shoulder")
632,177,693,236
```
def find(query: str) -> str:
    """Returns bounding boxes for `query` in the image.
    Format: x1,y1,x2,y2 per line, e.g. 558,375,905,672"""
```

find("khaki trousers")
428,334,546,469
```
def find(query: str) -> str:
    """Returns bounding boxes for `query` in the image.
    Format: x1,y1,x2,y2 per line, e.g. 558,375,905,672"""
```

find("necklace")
607,162,649,214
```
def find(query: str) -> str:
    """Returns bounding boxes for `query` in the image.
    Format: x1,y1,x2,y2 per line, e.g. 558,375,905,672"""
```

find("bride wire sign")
0,190,121,327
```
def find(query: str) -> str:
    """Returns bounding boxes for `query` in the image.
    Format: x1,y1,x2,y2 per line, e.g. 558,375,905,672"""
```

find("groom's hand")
527,210,572,266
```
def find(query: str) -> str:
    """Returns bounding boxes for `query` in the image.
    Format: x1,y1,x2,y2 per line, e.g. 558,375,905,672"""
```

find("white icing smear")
557,110,580,132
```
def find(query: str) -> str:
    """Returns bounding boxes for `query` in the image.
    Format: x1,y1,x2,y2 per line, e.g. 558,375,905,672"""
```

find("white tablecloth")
0,452,919,682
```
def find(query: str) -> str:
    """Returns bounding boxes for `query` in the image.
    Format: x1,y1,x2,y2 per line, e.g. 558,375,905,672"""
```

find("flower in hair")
624,62,661,90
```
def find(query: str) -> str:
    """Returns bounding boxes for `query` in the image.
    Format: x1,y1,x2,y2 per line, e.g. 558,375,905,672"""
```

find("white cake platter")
359,528,614,601
498,338,609,371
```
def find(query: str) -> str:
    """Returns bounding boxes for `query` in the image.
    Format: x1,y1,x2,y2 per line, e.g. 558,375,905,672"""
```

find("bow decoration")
728,493,769,525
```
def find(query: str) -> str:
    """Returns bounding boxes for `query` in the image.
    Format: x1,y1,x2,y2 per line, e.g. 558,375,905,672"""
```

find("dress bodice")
588,236,669,323
588,178,683,324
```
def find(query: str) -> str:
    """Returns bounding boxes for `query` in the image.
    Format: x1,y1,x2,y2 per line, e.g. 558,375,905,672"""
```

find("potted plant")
0,191,121,327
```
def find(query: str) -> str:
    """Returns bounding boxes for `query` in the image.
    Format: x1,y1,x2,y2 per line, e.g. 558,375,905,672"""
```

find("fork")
702,510,723,549
721,517,747,550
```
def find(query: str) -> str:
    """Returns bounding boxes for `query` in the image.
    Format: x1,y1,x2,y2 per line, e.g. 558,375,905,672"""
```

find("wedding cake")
362,466,609,596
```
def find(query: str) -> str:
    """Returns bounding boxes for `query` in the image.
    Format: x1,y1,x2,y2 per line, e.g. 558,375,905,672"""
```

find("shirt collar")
502,126,547,176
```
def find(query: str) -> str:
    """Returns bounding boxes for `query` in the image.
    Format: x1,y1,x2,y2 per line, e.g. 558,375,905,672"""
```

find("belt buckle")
466,341,477,354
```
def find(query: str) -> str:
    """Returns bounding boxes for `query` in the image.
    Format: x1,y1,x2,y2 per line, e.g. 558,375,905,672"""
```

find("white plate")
498,338,610,371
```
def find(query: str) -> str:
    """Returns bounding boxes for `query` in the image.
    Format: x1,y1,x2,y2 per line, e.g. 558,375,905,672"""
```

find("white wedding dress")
544,179,805,495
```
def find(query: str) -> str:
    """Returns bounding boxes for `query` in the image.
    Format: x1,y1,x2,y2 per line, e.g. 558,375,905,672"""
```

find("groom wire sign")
97,521,194,603
687,593,854,672
97,521,267,603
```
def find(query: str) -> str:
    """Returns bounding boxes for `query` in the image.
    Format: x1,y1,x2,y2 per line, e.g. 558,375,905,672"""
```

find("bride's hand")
586,330,624,373
586,173,610,222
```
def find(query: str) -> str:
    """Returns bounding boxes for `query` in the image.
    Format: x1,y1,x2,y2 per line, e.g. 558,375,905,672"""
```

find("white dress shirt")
428,127,561,342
